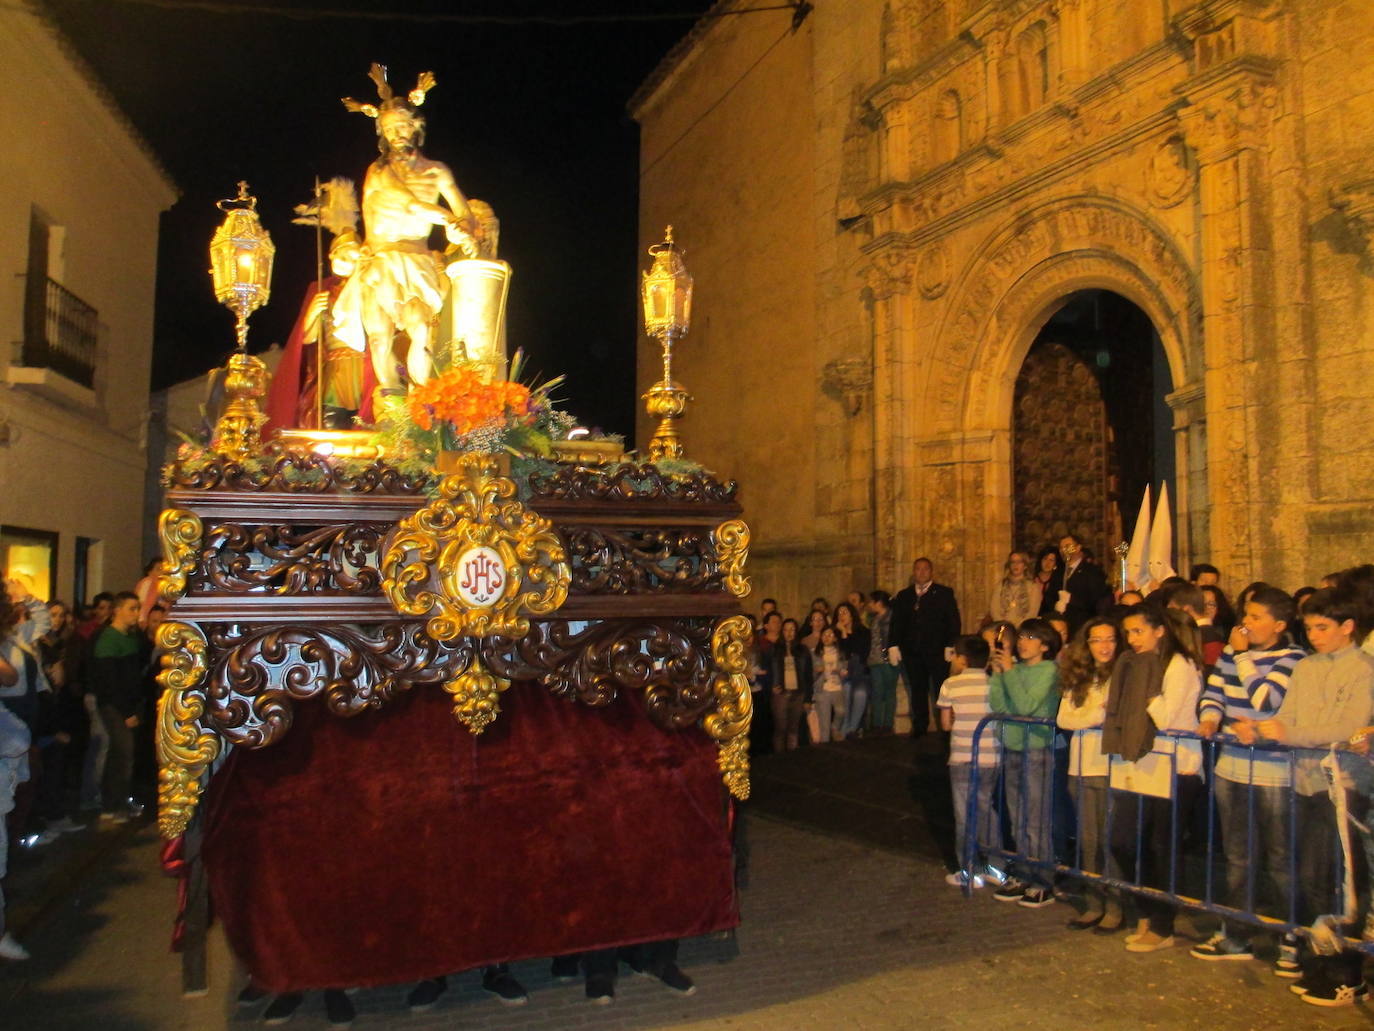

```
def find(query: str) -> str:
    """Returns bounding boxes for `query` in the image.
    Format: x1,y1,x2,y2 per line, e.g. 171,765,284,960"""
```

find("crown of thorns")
341,63,435,121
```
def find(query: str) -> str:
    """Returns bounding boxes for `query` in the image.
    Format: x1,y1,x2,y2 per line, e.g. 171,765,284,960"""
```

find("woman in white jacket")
1057,616,1123,930
1107,605,1203,955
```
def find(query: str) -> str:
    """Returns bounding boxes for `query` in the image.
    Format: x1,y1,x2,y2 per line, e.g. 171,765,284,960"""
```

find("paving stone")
2,736,1370,1029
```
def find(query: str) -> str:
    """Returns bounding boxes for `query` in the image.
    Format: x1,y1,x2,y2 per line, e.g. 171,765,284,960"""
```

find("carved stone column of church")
979,26,1011,137
1177,68,1279,586
863,246,915,585
881,97,912,183
1053,0,1089,91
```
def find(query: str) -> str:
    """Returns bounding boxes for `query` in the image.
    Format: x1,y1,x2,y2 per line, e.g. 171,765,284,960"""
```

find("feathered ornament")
342,63,435,120
292,177,359,236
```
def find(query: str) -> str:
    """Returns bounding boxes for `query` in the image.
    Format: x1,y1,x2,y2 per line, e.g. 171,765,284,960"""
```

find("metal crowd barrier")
963,713,1368,950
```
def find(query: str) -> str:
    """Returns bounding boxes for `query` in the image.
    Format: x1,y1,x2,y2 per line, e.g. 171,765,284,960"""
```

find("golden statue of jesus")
341,65,481,394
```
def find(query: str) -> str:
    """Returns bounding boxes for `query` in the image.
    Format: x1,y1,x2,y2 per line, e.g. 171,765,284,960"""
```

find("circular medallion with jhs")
454,546,506,608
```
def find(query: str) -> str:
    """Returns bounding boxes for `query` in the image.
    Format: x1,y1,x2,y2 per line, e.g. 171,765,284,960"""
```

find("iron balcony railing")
22,275,98,388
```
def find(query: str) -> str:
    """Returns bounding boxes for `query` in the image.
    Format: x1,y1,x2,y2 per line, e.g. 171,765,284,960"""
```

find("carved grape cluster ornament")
380,453,571,732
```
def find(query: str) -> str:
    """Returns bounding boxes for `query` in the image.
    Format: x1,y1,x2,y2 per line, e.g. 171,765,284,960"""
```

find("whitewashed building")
0,1,177,603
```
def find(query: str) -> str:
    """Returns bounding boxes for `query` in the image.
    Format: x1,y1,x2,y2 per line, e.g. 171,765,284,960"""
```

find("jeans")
1109,774,1204,937
1069,775,1108,875
80,694,109,811
1052,737,1075,864
812,688,844,743
37,738,69,822
1295,792,1340,925
770,689,805,751
1069,775,1119,917
950,762,998,873
1214,776,1294,927
1003,749,1052,888
99,704,134,813
867,662,898,731
842,670,869,736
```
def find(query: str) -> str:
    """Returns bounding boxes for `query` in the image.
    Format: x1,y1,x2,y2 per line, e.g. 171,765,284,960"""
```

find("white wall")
0,2,177,601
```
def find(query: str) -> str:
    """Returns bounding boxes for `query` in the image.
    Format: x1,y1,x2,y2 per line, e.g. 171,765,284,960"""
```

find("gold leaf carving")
705,614,753,800
156,509,204,605
155,621,217,839
444,664,505,735
711,518,752,598
381,452,571,733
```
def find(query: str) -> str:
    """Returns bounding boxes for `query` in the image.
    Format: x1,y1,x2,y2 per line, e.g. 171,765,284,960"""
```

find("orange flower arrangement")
407,366,534,436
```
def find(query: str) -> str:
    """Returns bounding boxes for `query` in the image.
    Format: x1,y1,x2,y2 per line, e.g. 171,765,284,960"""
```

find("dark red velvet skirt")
201,681,738,992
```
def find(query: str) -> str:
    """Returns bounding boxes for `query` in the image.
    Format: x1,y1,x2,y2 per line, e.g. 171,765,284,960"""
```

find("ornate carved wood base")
154,452,752,838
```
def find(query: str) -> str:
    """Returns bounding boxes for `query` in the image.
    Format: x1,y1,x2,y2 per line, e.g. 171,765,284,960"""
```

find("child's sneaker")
1017,886,1055,908
944,869,985,889
1300,979,1367,1007
1273,935,1301,978
1189,932,1253,961
1290,967,1326,997
992,877,1027,902
0,934,30,961
981,865,1008,887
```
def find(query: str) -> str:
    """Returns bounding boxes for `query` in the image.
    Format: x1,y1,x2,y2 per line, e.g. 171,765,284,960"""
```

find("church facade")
632,0,1374,617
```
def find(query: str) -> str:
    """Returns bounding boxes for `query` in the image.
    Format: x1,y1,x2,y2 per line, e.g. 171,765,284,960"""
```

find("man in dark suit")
886,557,961,738
1041,533,1111,635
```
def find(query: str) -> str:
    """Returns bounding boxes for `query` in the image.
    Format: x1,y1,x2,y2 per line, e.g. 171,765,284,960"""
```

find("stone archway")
904,196,1203,614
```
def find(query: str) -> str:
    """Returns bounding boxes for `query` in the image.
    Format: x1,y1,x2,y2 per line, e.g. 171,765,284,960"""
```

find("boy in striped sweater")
1191,586,1306,972
938,634,998,889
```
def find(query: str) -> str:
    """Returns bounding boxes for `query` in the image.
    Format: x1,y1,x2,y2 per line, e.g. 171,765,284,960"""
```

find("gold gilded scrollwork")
711,518,751,598
381,452,570,733
705,614,753,800
155,621,217,839
156,509,204,605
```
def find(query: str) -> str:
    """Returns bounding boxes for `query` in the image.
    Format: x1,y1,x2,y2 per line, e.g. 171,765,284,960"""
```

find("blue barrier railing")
963,713,1365,950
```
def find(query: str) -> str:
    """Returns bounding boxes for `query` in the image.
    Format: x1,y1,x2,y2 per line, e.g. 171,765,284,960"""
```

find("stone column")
980,26,1011,137
1053,0,1089,91
1166,381,1209,570
863,247,914,584
1177,69,1278,583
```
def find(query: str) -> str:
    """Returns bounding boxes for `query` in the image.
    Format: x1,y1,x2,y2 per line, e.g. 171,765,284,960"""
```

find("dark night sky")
45,0,720,441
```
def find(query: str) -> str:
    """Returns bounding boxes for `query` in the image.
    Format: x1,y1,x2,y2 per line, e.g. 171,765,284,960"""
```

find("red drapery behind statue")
201,682,738,992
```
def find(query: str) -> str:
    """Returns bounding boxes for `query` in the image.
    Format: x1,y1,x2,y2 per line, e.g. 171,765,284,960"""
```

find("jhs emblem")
454,546,506,608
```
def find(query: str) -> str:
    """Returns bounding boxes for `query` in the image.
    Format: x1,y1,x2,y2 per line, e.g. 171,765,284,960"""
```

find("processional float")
154,65,751,994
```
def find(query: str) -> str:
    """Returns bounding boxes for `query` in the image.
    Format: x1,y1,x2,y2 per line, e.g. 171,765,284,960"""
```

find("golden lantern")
207,182,274,461
209,181,275,352
641,225,693,337
640,226,694,462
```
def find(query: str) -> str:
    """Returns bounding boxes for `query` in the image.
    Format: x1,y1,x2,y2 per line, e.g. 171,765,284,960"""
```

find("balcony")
22,276,98,388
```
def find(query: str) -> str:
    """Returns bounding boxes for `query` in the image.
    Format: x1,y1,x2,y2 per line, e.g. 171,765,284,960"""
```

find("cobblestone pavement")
1,809,1368,1031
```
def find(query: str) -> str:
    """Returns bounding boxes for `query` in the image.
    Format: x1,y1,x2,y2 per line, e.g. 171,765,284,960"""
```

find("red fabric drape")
264,280,325,436
201,682,737,992
159,835,190,951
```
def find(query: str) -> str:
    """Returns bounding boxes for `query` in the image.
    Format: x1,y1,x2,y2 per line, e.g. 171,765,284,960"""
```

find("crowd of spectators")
753,536,1374,1008
940,541,1374,1010
0,563,167,963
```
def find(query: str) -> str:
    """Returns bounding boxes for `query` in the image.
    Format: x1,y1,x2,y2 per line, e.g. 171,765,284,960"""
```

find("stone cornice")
1172,0,1282,41
859,105,1180,252
1176,54,1280,101
1174,58,1280,163
864,32,981,108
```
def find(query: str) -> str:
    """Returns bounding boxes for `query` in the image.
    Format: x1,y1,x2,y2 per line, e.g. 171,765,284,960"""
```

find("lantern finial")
640,225,694,463
209,181,275,352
